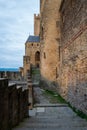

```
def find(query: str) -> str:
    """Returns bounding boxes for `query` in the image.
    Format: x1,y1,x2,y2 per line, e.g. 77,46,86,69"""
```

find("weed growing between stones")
43,89,66,103
68,103,87,121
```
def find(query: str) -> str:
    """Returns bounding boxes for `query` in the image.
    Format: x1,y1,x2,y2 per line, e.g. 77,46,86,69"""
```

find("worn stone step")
17,122,87,128
34,103,68,107
26,117,86,123
13,126,87,130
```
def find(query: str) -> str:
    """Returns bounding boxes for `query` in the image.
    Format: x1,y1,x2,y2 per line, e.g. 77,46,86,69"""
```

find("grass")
68,103,87,120
32,69,40,75
43,89,66,104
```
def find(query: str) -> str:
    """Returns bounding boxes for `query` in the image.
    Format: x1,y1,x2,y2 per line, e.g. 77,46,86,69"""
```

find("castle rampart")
0,78,28,130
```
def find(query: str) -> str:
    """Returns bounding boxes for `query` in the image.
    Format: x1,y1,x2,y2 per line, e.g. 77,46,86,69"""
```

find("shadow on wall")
39,76,60,92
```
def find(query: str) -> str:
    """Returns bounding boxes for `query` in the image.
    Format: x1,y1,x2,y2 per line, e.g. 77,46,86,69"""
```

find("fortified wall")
0,78,28,130
22,0,87,115
40,0,61,87
0,71,21,80
59,0,87,114
40,0,87,114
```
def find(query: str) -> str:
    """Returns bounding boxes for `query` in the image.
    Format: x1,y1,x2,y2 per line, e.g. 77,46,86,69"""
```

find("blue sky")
0,0,39,68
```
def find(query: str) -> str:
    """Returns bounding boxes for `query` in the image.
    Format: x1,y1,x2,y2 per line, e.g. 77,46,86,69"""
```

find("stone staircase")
31,66,40,85
13,77,87,130
13,106,87,130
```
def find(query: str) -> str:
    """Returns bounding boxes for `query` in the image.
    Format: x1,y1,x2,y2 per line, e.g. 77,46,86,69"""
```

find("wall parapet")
0,78,29,130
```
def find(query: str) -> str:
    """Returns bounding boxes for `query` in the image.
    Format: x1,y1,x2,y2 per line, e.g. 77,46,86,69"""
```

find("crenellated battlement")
34,14,40,19
34,14,40,36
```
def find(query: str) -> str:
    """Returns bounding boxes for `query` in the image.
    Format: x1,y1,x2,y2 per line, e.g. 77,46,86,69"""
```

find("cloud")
0,0,39,68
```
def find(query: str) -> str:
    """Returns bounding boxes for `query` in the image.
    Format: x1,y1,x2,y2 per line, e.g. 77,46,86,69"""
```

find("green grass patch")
32,69,40,75
68,103,87,120
43,89,66,104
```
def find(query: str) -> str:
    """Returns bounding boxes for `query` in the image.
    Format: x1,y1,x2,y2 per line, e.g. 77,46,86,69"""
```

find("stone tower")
34,14,40,36
23,35,40,78
40,0,61,87
23,13,40,78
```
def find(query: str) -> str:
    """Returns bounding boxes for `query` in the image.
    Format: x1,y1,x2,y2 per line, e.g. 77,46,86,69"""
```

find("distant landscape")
0,68,19,72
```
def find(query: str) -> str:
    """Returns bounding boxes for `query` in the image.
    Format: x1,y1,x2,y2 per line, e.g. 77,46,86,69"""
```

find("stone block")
0,79,9,130
17,86,23,122
8,84,18,128
22,89,29,118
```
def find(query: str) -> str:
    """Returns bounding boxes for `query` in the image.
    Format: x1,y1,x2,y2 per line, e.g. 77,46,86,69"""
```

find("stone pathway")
13,106,87,130
13,87,87,130
34,87,50,104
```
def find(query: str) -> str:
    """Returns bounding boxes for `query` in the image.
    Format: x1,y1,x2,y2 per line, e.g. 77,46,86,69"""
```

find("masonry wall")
59,0,87,114
0,71,21,80
23,56,30,78
40,0,45,14
23,42,40,78
40,0,61,87
25,42,40,66
0,78,29,130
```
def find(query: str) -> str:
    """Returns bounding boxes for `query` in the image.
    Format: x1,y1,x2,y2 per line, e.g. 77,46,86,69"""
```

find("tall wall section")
23,56,30,78
40,0,61,89
59,0,87,114
40,0,45,14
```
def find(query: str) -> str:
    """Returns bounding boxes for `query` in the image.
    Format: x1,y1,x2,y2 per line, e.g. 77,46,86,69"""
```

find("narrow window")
56,67,58,78
44,52,46,59
59,45,61,61
61,10,65,24
42,26,44,40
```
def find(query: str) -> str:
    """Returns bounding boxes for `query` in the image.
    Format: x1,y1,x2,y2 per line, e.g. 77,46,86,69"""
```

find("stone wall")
23,56,30,78
39,0,87,115
40,0,61,86
19,67,24,78
25,42,40,66
59,0,87,114
23,42,40,78
0,71,21,80
0,78,29,130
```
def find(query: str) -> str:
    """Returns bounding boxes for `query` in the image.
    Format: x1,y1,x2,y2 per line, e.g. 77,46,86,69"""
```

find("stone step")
13,127,87,130
13,109,87,130
17,120,87,128
25,118,86,124
34,103,68,107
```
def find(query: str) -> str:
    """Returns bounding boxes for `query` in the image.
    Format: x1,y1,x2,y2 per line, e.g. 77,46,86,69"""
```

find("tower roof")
26,35,40,43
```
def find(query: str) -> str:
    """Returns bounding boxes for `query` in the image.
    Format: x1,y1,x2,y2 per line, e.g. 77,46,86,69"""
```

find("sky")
0,0,39,68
